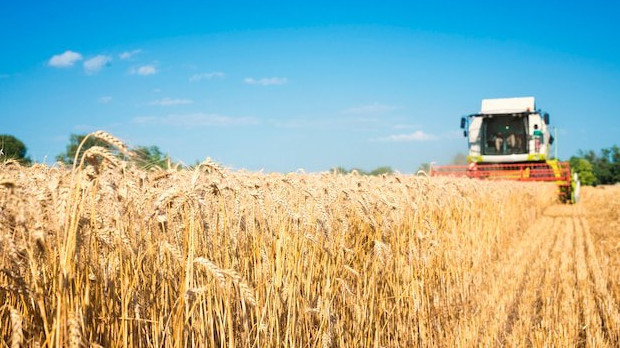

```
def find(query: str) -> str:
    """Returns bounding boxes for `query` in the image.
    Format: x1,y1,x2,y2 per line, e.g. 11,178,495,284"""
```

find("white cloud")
133,113,259,127
83,55,112,74
393,123,420,130
273,116,382,130
98,96,113,104
48,50,83,67
190,72,225,82
342,102,397,115
372,130,437,142
243,77,288,86
119,49,142,60
131,65,157,76
148,97,193,106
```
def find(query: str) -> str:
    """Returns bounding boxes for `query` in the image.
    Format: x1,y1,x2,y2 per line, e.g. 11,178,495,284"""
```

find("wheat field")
1,132,619,347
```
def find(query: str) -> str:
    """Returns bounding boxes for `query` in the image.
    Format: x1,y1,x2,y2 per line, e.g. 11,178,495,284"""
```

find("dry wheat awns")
0,132,618,347
71,130,135,170
91,130,134,158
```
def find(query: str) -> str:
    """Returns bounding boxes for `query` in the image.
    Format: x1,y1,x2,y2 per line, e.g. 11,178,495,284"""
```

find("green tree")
606,146,620,184
569,156,597,186
134,145,169,169
611,145,620,163
417,162,431,173
368,166,394,176
57,133,174,169
0,134,31,164
332,166,394,176
56,133,114,165
575,145,620,185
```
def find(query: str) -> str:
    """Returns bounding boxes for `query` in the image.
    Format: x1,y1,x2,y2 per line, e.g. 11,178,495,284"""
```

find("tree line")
569,145,620,186
0,133,171,169
2,133,619,184
332,166,394,176
1,133,398,175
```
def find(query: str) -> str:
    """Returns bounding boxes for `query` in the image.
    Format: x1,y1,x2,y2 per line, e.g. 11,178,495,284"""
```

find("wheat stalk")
10,307,22,348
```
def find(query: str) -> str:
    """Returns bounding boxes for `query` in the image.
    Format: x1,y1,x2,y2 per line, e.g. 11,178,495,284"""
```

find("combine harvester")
430,97,579,203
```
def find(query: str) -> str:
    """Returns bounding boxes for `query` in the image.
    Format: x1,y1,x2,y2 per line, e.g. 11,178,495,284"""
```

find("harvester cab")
461,97,552,163
432,97,579,203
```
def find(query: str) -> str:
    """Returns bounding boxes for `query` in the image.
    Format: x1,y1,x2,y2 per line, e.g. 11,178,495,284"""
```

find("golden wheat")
0,132,618,347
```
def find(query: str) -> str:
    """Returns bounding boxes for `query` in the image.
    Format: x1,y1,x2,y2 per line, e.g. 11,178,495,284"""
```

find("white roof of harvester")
481,97,535,114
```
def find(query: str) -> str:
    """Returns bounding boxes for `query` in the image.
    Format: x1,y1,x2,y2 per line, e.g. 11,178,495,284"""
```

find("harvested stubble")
0,136,578,347
581,185,620,310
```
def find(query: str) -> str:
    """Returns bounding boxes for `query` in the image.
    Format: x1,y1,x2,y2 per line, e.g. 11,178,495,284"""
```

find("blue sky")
1,1,619,172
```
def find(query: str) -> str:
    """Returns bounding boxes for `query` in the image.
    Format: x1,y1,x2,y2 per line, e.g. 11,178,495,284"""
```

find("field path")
454,204,620,347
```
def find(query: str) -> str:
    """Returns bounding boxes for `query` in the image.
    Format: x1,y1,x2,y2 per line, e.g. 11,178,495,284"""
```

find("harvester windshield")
482,114,527,155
